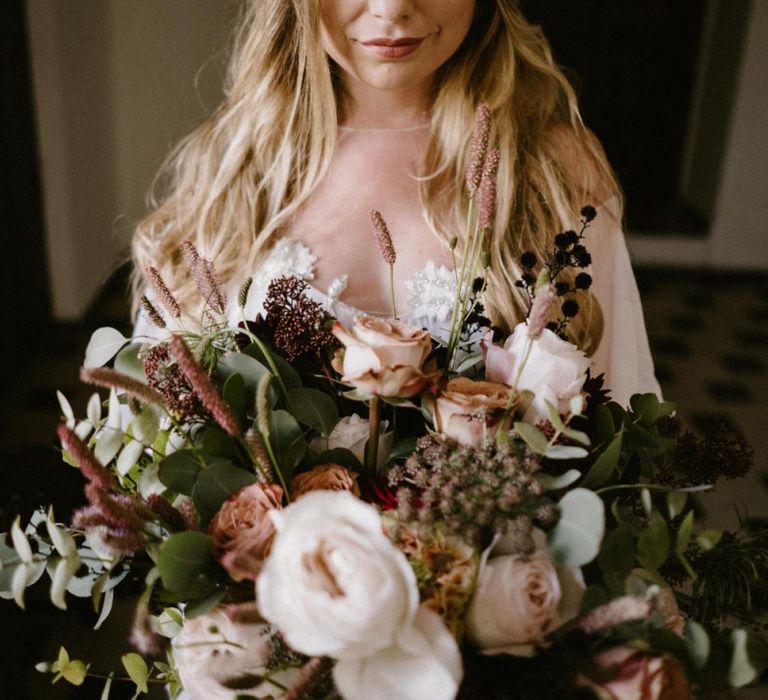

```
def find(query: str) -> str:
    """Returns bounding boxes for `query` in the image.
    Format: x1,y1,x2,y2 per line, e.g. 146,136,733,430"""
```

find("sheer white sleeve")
587,196,662,406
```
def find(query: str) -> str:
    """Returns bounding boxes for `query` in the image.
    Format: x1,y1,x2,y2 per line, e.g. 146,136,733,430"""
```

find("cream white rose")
332,317,434,398
427,377,511,448
334,606,463,700
466,529,585,655
309,413,394,469
484,324,590,423
174,606,299,699
257,490,419,658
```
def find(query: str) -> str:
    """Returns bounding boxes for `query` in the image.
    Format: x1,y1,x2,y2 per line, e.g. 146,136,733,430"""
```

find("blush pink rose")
290,463,360,499
208,482,283,582
332,317,435,398
483,324,589,423
584,648,692,700
427,377,511,448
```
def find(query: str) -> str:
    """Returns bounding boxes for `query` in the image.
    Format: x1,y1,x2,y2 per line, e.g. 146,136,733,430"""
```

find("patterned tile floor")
0,265,766,698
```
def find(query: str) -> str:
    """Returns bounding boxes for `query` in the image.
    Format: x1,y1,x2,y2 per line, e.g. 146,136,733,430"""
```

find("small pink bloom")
209,483,283,581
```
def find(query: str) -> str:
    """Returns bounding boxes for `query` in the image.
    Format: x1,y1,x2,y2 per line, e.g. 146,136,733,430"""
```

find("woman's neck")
339,75,432,130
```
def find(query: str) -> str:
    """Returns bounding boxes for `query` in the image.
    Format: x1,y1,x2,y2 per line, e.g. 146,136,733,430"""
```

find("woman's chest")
282,129,453,314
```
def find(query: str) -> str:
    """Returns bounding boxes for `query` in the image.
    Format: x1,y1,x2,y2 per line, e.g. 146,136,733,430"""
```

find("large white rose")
174,606,299,699
309,413,394,469
257,491,419,658
334,606,463,700
484,324,590,423
466,529,585,655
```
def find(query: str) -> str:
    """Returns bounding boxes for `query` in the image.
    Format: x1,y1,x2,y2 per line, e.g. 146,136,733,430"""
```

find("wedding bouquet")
2,106,766,700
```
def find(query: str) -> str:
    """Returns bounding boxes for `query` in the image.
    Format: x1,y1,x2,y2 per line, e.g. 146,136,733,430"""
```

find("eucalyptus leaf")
697,529,722,552
84,327,129,368
597,524,636,595
185,589,227,619
195,461,256,519
538,469,581,491
114,342,146,381
676,510,695,554
222,373,247,428
310,448,363,472
130,405,161,446
667,491,688,520
87,393,102,426
158,450,202,495
122,653,149,694
641,489,653,519
94,588,115,630
637,511,670,572
57,390,76,427
547,488,605,567
270,410,307,481
116,440,146,477
244,343,301,390
218,352,270,395
581,433,623,489
288,388,339,436
387,437,418,463
94,427,124,466
630,393,660,426
543,444,588,460
158,532,213,594
594,404,615,445
514,422,549,454
730,629,768,688
686,620,710,670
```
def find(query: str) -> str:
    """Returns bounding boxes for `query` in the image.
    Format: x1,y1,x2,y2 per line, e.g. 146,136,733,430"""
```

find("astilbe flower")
478,146,500,229
370,209,396,264
140,295,166,329
59,425,150,556
142,344,206,420
527,282,555,338
146,265,182,319
388,433,543,547
181,239,227,314
80,366,165,406
465,103,491,195
261,275,339,362
168,334,240,436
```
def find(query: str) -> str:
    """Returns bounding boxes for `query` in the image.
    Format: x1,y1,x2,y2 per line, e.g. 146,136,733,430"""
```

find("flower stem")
365,397,381,475
389,264,398,319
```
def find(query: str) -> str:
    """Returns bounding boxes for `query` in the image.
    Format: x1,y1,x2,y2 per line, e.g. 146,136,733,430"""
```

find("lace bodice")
137,198,662,407
227,238,460,344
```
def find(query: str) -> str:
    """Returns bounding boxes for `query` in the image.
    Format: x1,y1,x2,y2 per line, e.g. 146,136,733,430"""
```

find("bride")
132,0,659,407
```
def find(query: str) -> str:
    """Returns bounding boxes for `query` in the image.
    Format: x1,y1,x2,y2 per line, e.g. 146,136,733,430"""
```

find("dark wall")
520,1,707,231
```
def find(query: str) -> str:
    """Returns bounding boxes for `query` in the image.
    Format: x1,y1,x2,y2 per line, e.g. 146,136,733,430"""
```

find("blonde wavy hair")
132,0,622,353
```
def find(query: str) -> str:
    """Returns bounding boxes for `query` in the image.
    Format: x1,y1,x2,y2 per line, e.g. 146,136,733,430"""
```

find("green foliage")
581,432,622,489
158,532,213,595
269,409,307,481
122,653,149,694
158,449,202,495
547,488,605,566
193,461,257,522
288,387,339,435
514,421,548,453
84,327,129,368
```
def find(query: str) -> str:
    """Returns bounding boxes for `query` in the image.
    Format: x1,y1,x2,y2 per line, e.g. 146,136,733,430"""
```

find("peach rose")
290,463,360,499
426,377,512,448
584,648,692,700
332,317,434,398
208,482,283,581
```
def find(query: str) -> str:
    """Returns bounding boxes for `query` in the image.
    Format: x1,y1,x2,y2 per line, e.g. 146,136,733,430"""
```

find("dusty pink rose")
209,482,283,581
583,648,692,700
332,317,435,398
290,463,361,499
427,377,511,448
466,531,584,655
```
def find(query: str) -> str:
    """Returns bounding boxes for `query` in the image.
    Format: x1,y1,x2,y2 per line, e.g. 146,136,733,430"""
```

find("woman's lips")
360,37,425,59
